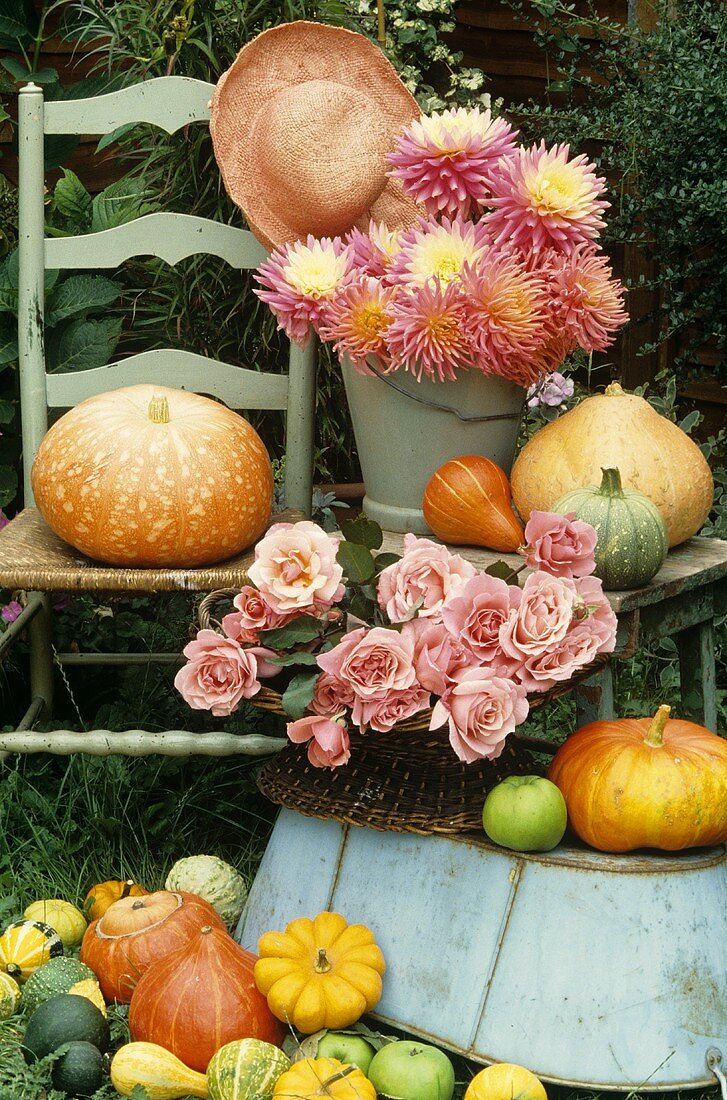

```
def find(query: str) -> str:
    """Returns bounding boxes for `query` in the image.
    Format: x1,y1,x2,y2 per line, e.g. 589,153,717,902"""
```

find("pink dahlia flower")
318,274,397,374
546,244,629,351
430,666,529,763
486,142,609,254
460,251,549,378
254,235,353,345
386,278,474,382
345,221,404,277
388,107,519,218
388,214,491,288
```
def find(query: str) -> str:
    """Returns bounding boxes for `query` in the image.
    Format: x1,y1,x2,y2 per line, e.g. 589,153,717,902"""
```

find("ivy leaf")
46,275,121,327
281,672,318,720
259,616,324,649
340,514,383,550
48,318,121,373
337,541,376,584
0,464,18,507
54,169,92,228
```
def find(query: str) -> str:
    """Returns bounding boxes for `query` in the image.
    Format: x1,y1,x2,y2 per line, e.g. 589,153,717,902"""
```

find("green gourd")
208,1039,290,1100
554,467,668,590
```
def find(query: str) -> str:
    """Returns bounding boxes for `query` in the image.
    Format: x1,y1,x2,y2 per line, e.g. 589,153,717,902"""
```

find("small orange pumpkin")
80,890,226,1003
548,705,727,852
129,924,285,1071
423,455,525,552
83,880,149,923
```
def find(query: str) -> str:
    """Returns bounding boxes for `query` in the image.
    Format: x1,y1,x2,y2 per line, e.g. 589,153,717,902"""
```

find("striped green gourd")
207,1038,290,1100
554,467,668,590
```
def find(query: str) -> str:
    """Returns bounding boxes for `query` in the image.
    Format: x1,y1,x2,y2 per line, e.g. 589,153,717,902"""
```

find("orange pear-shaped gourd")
423,455,524,551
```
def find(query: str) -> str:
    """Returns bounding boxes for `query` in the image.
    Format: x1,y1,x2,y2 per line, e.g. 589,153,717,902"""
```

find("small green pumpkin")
207,1038,290,1100
554,467,668,590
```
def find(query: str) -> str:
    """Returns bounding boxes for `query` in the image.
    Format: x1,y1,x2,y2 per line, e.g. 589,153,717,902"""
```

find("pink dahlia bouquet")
176,512,616,768
253,107,628,388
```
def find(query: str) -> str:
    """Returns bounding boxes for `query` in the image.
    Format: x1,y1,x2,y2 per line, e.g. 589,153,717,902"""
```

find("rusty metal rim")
369,1012,721,1091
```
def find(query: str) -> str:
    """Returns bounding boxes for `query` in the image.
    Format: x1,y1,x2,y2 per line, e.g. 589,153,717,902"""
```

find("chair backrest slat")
46,352,289,410
18,77,315,514
46,213,268,270
44,77,214,135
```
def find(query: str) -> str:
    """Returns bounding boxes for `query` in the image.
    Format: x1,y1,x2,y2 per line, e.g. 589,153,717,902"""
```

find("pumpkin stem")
644,704,671,747
6,964,21,978
604,382,626,397
200,926,213,935
131,900,146,910
148,395,170,424
121,881,134,900
313,947,332,974
599,467,625,498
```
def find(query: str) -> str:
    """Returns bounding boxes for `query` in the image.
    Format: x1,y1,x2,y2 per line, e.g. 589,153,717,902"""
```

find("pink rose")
515,575,617,692
377,534,476,623
174,629,262,716
352,683,431,733
317,626,416,699
310,671,355,716
221,586,294,643
430,667,529,763
248,521,344,614
522,510,597,579
499,572,578,661
401,617,478,695
287,715,351,768
441,573,522,670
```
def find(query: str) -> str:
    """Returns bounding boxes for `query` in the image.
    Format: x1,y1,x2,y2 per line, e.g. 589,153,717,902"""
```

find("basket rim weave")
197,588,608,835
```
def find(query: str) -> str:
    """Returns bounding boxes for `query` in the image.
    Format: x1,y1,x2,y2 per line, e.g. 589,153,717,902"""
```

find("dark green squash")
22,993,110,1064
51,1041,105,1097
554,467,668,590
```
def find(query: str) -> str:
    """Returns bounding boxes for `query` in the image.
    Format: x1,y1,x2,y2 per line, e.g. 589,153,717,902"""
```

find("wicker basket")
198,588,604,836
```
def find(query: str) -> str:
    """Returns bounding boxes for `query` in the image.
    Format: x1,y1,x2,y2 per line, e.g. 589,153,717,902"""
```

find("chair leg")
28,592,54,721
677,618,717,731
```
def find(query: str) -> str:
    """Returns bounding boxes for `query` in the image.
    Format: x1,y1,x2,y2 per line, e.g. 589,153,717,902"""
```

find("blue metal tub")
237,810,727,1091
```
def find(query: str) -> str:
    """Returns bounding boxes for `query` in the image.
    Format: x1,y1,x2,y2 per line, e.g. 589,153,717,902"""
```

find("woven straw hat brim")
210,21,421,250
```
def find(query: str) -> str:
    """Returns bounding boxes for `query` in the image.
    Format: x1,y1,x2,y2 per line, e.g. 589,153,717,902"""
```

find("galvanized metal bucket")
340,357,524,534
237,809,727,1091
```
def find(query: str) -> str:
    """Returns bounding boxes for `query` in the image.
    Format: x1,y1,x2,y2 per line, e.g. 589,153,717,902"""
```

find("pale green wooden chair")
0,77,316,760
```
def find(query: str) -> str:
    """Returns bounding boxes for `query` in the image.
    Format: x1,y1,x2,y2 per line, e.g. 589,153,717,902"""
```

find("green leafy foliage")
503,0,726,380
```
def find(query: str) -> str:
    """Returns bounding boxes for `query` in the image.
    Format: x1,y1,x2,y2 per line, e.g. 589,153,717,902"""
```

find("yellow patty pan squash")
273,1057,376,1100
254,912,385,1034
465,1063,547,1100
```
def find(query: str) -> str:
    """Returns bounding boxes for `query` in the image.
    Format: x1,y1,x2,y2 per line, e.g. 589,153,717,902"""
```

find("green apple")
316,1031,375,1074
482,775,567,852
367,1040,455,1100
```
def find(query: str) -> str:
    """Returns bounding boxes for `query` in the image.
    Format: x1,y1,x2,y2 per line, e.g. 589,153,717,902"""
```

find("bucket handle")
366,360,522,425
708,1049,727,1100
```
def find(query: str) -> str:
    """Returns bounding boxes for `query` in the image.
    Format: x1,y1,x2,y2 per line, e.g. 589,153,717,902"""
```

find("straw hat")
210,21,422,251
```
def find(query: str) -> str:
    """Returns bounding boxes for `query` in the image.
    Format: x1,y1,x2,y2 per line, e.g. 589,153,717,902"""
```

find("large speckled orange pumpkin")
31,385,273,567
511,383,714,547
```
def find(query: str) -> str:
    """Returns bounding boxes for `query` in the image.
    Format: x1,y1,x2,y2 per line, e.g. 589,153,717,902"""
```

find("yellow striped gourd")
0,920,63,983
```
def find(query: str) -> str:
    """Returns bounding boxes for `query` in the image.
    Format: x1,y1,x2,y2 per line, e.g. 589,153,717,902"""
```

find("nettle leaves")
260,517,401,720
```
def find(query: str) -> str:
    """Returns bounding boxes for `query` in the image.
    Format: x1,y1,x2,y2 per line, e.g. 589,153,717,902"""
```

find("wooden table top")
379,532,727,615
